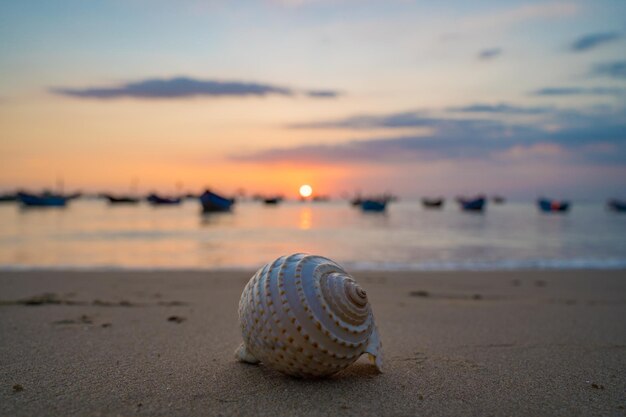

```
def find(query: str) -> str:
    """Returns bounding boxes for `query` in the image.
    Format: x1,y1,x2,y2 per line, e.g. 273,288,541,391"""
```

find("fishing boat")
458,196,486,212
361,199,387,212
104,194,140,204
422,198,444,209
312,195,330,202
17,192,67,207
537,198,570,213
607,199,626,212
0,193,17,202
263,197,282,205
350,197,363,207
200,190,234,212
147,193,181,205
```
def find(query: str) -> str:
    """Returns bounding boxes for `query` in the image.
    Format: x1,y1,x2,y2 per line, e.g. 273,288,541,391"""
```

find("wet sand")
1,269,625,416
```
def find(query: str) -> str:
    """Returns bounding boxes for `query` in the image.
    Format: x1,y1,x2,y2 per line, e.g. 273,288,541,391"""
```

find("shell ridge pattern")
323,273,370,328
296,256,359,367
276,254,302,371
327,274,361,320
316,271,372,342
289,258,338,367
282,254,327,374
245,272,264,357
302,260,369,356
250,255,284,364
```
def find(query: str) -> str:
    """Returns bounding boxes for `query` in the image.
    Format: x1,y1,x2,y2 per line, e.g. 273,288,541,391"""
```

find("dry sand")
1,269,625,416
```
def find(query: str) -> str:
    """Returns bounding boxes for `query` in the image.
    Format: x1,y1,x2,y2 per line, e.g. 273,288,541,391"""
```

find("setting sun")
299,184,313,198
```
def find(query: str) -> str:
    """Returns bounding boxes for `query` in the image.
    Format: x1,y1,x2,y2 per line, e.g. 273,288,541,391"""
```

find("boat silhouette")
361,199,387,212
537,198,570,213
457,196,486,212
147,193,181,205
607,199,626,212
200,190,234,212
422,198,444,209
18,192,68,207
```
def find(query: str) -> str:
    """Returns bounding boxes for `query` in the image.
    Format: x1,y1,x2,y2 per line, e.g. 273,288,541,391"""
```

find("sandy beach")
1,269,625,416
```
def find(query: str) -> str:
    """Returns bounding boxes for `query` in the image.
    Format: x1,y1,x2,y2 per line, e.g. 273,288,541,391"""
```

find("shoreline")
2,260,626,272
1,269,625,416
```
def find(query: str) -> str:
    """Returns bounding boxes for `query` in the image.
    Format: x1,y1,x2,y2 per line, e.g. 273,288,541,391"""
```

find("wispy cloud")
234,107,626,165
478,48,502,60
570,32,621,52
289,111,437,129
51,77,341,100
306,89,342,98
591,61,626,80
448,103,550,114
462,2,579,32
532,86,626,96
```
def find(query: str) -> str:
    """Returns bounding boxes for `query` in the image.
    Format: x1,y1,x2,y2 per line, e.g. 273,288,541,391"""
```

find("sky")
0,0,625,200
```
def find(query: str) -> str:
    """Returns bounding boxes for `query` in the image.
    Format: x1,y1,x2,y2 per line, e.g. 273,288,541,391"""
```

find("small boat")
492,195,506,204
104,194,140,204
147,193,181,205
312,195,330,202
361,199,387,212
607,199,626,212
18,192,67,207
537,198,570,213
263,197,282,205
458,196,486,212
0,193,17,202
200,190,234,212
350,197,363,207
422,198,444,209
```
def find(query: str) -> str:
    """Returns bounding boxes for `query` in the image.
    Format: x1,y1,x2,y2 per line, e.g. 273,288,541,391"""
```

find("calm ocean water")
1,199,625,271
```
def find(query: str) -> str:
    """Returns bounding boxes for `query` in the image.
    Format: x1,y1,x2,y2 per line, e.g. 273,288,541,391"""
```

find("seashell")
235,253,382,377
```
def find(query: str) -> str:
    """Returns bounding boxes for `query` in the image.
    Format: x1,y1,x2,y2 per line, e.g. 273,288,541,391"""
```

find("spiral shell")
235,253,382,377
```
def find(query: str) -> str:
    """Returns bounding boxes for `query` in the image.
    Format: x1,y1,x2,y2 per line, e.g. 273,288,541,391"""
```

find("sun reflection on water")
299,206,312,230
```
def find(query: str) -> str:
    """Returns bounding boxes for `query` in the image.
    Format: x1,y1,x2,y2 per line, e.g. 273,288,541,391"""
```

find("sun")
299,184,313,198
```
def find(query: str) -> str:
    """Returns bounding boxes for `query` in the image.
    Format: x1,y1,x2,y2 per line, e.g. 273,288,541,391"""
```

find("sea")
1,199,626,271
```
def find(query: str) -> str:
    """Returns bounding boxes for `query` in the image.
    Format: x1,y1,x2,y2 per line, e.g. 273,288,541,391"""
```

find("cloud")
462,2,579,32
478,48,502,60
447,103,551,115
233,107,626,165
532,86,626,96
289,111,439,129
288,111,508,133
306,90,342,98
51,77,341,100
591,61,626,80
497,143,566,160
570,32,621,52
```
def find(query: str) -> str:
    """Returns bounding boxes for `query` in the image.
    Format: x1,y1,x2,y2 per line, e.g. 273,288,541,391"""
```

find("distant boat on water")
458,196,486,212
607,199,626,212
147,193,181,205
104,194,140,204
361,199,387,212
422,197,444,209
263,197,282,205
537,198,570,213
312,195,330,202
17,192,67,207
200,190,234,212
0,193,17,202
492,195,506,204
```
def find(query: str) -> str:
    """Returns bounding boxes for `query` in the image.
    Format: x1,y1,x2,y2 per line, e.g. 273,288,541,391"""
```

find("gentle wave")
2,258,626,272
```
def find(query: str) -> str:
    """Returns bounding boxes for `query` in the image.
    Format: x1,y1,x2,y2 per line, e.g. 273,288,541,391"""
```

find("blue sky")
0,0,625,199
